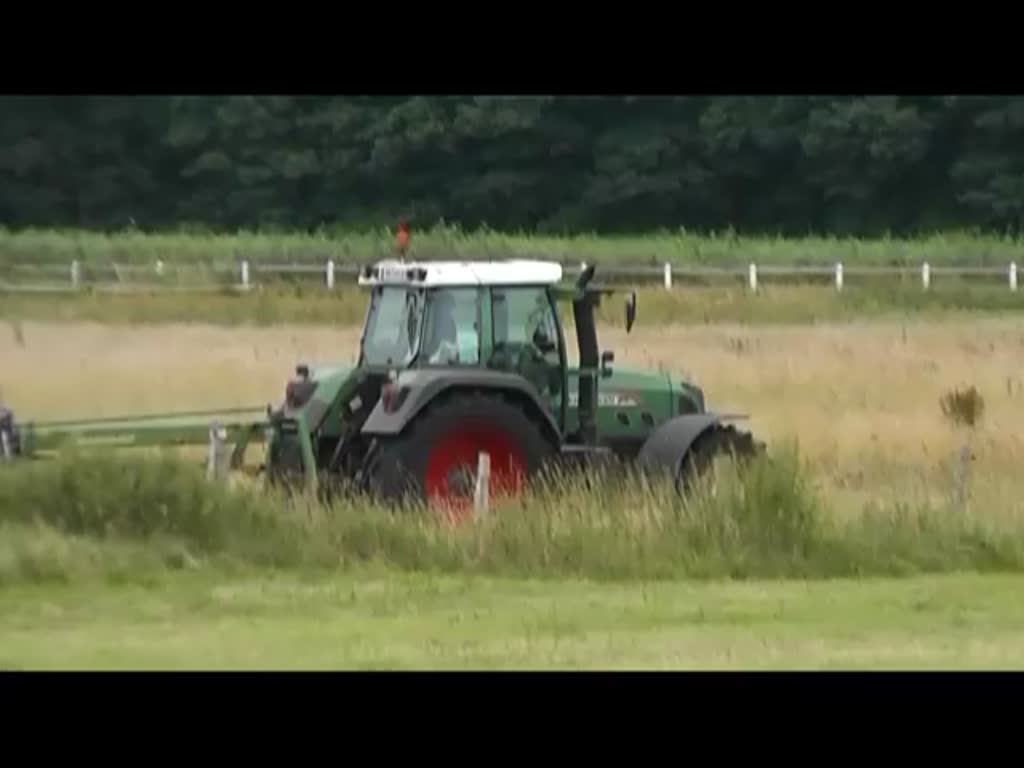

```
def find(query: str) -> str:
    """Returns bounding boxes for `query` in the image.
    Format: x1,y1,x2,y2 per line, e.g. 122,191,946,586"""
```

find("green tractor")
3,258,762,516
264,258,762,515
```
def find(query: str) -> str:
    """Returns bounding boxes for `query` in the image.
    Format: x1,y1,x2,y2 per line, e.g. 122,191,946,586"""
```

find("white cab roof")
359,259,563,288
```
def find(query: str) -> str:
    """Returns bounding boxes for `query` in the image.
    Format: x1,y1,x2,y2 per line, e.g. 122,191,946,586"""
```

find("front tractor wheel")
364,393,555,522
679,424,762,494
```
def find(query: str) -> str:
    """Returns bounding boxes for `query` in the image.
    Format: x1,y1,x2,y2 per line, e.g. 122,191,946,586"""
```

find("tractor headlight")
380,382,410,413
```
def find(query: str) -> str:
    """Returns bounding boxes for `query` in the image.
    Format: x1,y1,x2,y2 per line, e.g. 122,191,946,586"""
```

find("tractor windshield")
360,286,424,367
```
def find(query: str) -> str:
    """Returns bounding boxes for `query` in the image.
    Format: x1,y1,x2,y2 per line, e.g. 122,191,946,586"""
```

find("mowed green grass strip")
3,570,1023,669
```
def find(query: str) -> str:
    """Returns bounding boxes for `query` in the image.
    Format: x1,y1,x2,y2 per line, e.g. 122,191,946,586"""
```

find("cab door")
488,285,566,428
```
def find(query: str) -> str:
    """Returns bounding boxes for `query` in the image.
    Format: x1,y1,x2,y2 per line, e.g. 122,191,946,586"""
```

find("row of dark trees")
2,95,1022,236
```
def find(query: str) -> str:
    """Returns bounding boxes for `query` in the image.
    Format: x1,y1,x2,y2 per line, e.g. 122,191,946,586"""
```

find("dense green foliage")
3,96,1024,237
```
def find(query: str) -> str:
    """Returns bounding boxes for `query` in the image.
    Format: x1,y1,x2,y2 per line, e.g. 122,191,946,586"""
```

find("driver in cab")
423,291,461,364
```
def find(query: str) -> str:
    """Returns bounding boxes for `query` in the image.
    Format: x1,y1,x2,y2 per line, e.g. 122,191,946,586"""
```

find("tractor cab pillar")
572,292,600,446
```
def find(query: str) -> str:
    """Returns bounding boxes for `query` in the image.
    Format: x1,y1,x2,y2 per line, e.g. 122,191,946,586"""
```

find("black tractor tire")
678,423,762,493
363,391,557,512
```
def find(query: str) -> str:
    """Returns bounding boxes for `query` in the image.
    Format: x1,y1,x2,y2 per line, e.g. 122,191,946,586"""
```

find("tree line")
1,95,1022,237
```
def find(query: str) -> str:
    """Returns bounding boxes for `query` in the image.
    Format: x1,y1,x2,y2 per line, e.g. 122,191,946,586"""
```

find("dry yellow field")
4,317,1023,519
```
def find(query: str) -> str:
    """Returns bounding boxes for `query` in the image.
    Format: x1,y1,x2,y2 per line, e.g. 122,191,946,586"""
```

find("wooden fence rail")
0,259,1019,293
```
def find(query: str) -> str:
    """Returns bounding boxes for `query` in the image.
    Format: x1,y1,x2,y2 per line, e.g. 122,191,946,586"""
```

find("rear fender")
360,369,562,446
636,413,724,476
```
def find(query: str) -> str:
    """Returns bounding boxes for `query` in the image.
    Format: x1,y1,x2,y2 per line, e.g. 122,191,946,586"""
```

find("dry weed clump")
939,384,986,511
940,385,985,429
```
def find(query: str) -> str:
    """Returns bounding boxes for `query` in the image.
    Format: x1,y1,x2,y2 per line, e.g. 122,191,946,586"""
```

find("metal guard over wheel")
637,414,762,493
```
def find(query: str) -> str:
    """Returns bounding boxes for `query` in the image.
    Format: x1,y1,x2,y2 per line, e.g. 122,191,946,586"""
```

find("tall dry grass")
3,282,1024,327
3,444,1023,586
5,317,1023,502
3,315,1024,584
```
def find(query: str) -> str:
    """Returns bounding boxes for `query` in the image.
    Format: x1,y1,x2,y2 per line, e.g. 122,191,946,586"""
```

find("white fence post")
207,422,229,481
473,451,491,521
9,260,1024,295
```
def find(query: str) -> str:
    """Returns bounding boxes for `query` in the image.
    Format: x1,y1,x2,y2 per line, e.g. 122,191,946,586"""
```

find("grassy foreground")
3,447,1024,585
4,570,1023,669
3,225,1024,268
2,452,1024,669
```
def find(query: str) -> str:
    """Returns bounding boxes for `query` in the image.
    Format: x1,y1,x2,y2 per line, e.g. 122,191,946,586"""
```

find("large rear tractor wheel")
364,392,555,523
678,424,762,494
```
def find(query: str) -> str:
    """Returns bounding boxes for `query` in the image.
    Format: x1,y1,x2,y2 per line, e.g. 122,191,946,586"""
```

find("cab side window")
421,288,481,366
490,286,563,398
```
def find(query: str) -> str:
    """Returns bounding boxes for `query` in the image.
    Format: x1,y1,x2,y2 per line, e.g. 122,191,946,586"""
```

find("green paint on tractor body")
562,366,692,454
279,362,698,465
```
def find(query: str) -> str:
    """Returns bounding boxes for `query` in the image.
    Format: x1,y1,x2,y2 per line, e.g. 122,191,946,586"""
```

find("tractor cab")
355,258,625,445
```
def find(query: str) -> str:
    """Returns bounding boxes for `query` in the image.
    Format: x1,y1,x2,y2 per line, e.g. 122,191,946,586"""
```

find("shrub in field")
672,443,824,577
0,449,305,571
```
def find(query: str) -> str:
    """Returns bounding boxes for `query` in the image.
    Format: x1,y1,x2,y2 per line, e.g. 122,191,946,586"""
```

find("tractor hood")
590,366,669,406
566,365,706,441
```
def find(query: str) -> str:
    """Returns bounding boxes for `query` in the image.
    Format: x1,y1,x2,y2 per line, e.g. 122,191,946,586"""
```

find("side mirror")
601,350,615,378
625,291,637,333
577,262,596,291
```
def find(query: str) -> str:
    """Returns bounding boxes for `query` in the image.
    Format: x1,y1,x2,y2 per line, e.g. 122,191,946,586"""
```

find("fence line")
0,259,1020,293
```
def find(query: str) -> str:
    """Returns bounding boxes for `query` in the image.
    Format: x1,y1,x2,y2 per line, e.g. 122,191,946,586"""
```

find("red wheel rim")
423,423,528,523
